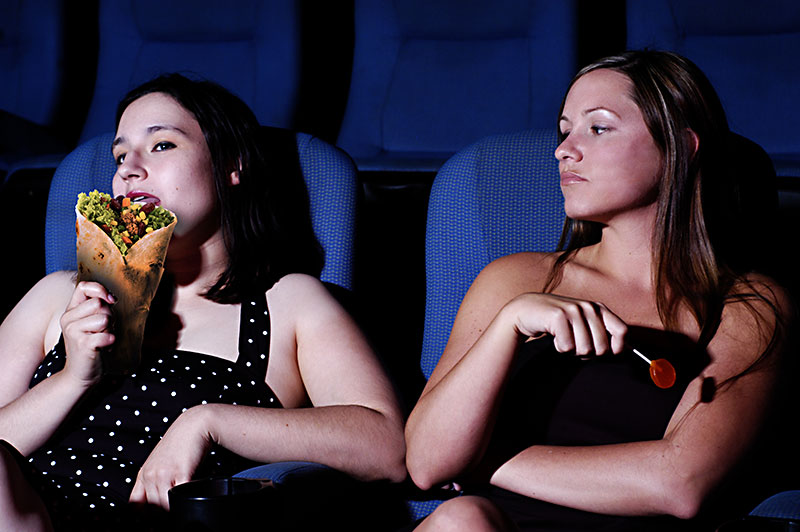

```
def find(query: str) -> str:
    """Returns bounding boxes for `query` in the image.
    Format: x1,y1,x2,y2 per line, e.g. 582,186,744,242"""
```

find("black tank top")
26,292,281,530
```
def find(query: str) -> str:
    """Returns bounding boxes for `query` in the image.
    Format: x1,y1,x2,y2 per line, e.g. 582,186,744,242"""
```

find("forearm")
198,402,407,482
490,440,703,519
406,307,522,489
0,370,93,455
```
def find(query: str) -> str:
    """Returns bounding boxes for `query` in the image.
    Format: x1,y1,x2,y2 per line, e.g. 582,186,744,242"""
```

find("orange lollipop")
632,348,676,389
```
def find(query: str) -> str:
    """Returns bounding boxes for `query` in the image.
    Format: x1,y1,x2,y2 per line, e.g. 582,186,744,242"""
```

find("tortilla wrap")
75,205,177,375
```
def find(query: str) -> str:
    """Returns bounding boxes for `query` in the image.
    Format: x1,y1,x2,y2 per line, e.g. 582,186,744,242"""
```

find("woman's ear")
686,128,700,158
228,169,240,186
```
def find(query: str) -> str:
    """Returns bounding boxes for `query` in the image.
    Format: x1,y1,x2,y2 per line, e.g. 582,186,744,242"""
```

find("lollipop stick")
632,348,652,365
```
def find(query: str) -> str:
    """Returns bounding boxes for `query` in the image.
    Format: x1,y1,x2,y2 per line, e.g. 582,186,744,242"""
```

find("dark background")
0,0,626,408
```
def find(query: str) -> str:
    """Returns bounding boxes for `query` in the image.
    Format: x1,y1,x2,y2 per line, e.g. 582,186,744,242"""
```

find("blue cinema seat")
78,0,301,143
403,128,564,520
625,0,800,179
0,0,69,180
717,491,800,530
46,129,358,289
43,129,425,529
336,0,578,172
421,128,564,378
414,129,784,525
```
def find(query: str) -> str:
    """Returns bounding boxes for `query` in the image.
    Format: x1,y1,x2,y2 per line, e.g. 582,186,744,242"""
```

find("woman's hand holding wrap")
60,281,116,387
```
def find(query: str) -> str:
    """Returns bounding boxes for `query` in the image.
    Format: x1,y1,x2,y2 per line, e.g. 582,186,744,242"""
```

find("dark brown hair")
116,74,323,303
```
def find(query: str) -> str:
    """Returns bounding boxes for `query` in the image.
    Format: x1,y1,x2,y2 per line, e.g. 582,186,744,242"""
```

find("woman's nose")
118,152,146,181
555,135,580,162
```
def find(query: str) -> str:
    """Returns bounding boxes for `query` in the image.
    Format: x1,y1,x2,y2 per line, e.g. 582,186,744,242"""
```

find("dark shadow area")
0,168,54,320
293,0,354,144
352,172,434,412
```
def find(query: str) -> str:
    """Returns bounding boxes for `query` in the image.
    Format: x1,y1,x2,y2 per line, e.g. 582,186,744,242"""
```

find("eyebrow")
559,106,622,123
584,106,621,118
112,124,189,148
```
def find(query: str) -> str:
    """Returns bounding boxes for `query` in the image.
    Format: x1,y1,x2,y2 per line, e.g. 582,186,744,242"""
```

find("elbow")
664,490,703,520
405,443,446,491
385,456,409,484
657,471,709,520
665,492,704,521
369,413,408,484
377,423,408,484
376,442,407,484
404,421,460,491
407,465,437,492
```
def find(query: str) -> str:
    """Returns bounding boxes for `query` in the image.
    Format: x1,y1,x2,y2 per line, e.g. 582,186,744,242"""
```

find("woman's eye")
153,141,176,152
560,130,571,138
114,153,126,166
591,125,609,135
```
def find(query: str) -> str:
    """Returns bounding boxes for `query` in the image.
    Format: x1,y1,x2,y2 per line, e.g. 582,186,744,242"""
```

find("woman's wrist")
54,366,100,396
179,403,217,444
500,295,538,341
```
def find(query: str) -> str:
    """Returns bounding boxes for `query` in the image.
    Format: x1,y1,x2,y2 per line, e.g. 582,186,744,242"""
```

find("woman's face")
112,92,218,240
555,69,663,224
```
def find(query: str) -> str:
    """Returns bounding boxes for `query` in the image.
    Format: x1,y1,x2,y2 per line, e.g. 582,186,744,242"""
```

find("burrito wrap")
76,204,177,375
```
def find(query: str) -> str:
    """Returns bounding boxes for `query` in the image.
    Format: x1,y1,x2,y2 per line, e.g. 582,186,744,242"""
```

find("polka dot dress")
25,295,281,530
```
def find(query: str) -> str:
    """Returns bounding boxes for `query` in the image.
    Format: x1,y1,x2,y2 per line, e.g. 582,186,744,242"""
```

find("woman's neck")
578,204,658,291
164,228,229,296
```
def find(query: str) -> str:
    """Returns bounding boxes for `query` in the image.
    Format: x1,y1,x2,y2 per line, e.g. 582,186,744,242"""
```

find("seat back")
0,0,68,177
0,0,63,128
626,0,800,177
46,131,358,291
79,0,300,142
421,128,565,377
336,0,577,172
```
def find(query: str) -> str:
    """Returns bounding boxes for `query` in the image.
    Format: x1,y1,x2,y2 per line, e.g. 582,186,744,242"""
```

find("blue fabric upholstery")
78,0,299,142
45,131,358,291
45,133,115,274
0,0,67,177
626,0,800,178
295,134,358,291
336,0,577,172
750,491,800,521
234,461,332,485
0,0,63,129
406,128,564,521
421,128,564,378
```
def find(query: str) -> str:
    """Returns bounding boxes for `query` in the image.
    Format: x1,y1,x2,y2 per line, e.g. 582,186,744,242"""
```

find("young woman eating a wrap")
404,51,793,531
0,74,406,530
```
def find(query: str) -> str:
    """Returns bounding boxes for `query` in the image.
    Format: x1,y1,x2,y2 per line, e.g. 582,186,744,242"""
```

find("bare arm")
131,274,406,509
407,259,787,519
0,273,114,455
488,283,787,518
217,275,406,479
406,253,627,488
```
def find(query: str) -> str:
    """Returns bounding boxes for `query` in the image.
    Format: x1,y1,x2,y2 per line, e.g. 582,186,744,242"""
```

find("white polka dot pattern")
25,294,280,527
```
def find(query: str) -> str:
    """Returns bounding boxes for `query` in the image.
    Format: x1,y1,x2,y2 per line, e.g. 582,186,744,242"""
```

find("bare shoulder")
471,251,558,300
265,274,350,333
267,273,336,309
443,252,559,357
0,271,76,381
2,271,75,329
724,273,791,332
707,273,791,375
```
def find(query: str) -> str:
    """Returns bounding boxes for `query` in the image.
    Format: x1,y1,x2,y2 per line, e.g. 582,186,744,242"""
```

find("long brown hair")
545,50,778,351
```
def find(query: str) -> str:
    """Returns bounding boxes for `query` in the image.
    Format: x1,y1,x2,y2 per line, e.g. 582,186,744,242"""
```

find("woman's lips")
560,171,586,186
126,191,161,205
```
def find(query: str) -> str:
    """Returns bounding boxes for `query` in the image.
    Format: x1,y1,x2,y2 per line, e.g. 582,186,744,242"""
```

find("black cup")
168,477,278,531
